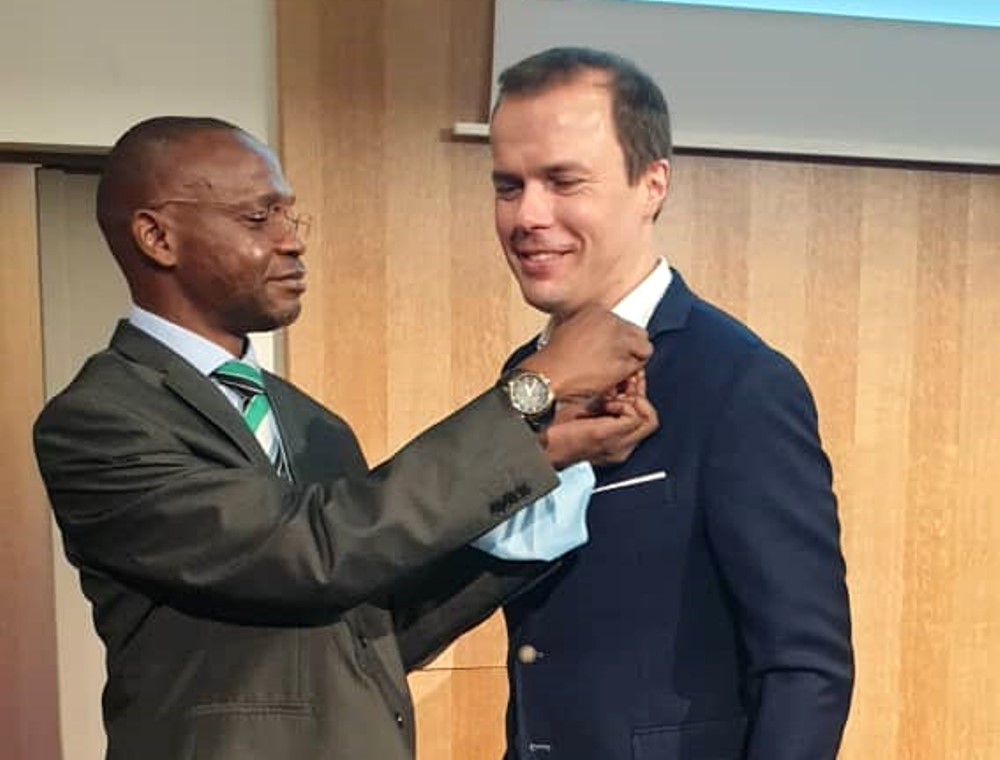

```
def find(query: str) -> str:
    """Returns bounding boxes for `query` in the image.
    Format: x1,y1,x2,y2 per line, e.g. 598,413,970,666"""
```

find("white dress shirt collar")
127,304,260,376
537,257,673,347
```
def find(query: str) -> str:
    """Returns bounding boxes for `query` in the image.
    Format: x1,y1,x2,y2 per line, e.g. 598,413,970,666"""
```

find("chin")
250,305,302,334
275,304,302,327
523,296,562,317
517,285,564,316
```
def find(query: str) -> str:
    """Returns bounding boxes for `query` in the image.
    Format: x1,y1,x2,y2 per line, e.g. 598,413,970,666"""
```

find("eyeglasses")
148,198,312,241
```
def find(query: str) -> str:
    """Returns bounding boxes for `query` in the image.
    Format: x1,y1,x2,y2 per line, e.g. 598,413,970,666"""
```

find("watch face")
510,373,552,415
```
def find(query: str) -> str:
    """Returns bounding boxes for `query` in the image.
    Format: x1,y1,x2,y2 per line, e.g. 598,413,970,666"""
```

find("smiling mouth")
515,248,571,261
513,249,574,273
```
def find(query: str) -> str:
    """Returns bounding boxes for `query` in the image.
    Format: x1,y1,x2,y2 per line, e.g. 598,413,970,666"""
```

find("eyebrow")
544,162,589,175
492,163,589,182
491,171,520,184
245,191,296,207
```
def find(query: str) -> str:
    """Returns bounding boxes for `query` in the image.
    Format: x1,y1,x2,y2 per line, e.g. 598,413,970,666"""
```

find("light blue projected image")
625,1,1000,28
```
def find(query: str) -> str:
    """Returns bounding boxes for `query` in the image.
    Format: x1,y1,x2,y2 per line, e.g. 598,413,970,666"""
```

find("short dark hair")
495,47,672,185
96,115,244,244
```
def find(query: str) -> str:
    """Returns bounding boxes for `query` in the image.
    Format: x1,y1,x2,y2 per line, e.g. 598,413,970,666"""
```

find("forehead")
159,131,292,202
491,73,621,167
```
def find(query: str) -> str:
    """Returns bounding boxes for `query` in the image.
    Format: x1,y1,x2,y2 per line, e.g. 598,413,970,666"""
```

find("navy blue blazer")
503,271,853,760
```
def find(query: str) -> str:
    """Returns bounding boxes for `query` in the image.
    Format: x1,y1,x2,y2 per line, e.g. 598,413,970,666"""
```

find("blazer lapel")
109,321,270,467
646,268,696,341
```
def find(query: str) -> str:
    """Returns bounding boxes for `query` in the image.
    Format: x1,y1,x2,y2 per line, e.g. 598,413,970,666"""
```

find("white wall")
493,0,1000,166
37,170,121,760
14,3,277,758
36,172,281,760
0,0,275,147
2,0,278,367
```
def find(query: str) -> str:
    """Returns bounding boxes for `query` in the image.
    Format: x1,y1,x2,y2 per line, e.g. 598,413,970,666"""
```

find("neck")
132,297,247,358
551,255,660,326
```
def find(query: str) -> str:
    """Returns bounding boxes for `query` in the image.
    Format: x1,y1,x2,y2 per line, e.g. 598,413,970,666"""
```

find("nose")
276,227,306,257
513,182,554,230
282,234,306,257
276,210,309,256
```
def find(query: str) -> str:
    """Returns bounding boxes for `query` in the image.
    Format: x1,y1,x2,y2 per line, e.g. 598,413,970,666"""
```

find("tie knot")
213,360,265,396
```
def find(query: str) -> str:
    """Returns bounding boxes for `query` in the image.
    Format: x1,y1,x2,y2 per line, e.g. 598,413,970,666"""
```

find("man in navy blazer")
489,47,854,760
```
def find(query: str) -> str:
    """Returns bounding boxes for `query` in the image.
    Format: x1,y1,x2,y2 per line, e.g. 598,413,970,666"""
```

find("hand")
518,306,652,403
541,370,659,469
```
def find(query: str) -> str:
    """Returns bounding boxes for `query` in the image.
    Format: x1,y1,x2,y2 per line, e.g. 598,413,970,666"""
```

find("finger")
616,416,659,452
601,412,646,436
601,399,637,418
619,373,638,400
634,369,647,398
572,413,643,442
632,396,657,422
554,398,594,423
631,330,654,361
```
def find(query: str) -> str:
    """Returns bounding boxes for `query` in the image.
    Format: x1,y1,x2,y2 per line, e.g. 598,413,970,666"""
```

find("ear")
641,158,671,220
131,210,178,268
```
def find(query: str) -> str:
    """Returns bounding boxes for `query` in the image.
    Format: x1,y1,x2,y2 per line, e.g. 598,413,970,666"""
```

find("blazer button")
395,713,405,728
517,644,540,664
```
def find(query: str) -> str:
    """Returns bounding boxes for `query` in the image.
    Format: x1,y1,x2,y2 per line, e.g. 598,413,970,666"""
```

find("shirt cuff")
472,461,595,561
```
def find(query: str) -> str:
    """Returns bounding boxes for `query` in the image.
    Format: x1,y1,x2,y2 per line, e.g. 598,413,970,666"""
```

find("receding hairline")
96,117,260,241
492,47,672,187
495,47,640,100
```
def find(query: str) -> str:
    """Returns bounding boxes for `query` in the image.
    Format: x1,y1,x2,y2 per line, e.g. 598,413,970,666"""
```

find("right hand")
518,306,652,403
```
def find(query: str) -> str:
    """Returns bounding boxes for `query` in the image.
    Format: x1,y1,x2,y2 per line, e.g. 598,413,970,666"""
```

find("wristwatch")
498,368,556,432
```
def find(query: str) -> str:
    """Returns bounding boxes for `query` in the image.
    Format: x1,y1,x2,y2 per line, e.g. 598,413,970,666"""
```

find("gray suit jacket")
34,321,558,760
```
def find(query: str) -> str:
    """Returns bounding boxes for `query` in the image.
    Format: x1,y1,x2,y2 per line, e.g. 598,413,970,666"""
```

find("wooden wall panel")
278,2,1000,757
278,3,531,757
0,164,62,760
409,668,509,760
661,158,1000,759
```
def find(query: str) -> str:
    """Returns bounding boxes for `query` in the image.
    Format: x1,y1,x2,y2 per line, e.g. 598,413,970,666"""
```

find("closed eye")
243,210,270,225
550,176,584,193
242,203,286,227
492,171,523,200
496,185,523,201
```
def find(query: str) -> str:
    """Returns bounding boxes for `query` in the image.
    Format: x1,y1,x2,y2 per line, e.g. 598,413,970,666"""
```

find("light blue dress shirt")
126,306,594,562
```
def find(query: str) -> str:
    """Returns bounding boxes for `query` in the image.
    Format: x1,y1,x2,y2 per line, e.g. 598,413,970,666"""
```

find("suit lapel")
109,321,270,467
505,268,698,371
646,268,696,341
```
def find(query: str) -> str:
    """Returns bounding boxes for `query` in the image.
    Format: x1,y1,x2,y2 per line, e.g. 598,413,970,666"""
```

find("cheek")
590,193,640,245
201,250,268,302
552,200,597,244
227,242,271,282
176,243,225,291
495,203,516,240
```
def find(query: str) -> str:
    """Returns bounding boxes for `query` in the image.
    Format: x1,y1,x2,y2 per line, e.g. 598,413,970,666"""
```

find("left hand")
541,370,659,469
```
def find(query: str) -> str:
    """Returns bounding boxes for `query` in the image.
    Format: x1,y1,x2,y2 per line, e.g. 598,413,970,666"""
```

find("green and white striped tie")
212,360,289,479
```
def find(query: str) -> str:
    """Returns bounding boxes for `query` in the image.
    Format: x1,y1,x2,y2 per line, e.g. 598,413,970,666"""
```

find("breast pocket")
592,470,674,502
585,470,678,559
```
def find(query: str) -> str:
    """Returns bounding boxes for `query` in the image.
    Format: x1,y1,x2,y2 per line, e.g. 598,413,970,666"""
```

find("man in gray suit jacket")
33,116,656,760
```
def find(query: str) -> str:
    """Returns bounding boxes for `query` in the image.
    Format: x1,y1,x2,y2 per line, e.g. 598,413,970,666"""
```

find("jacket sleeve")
384,337,565,670
389,547,558,670
34,384,558,626
703,348,854,760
